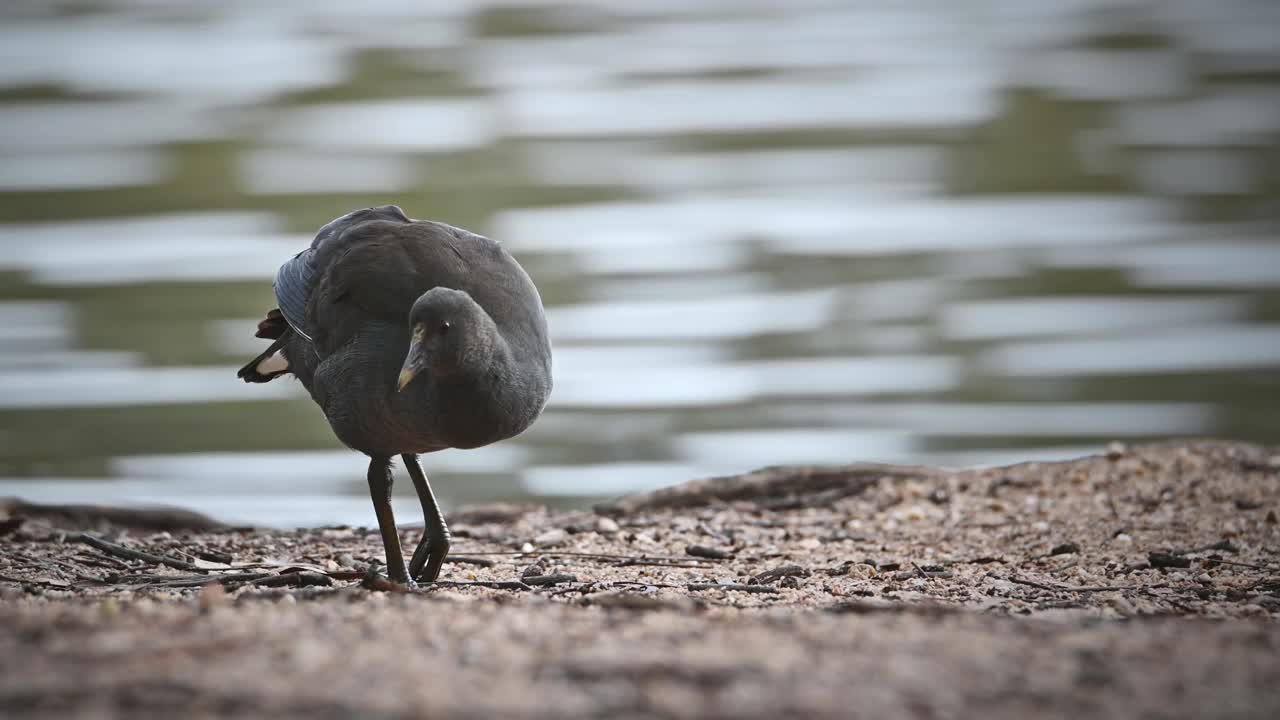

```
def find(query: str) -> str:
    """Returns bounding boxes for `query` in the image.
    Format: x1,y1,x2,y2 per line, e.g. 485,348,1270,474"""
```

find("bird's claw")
360,564,416,591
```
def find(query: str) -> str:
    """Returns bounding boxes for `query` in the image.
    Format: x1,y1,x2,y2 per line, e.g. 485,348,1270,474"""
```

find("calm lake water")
1,0,1277,526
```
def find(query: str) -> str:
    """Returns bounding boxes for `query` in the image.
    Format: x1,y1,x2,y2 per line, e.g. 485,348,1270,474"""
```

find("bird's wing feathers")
277,206,499,356
272,205,414,346
274,249,316,341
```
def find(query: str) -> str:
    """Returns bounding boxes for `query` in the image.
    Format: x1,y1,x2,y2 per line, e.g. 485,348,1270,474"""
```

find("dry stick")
446,555,497,568
426,579,535,591
1006,575,1135,593
248,572,332,589
0,572,70,587
521,573,577,587
1203,558,1279,572
136,572,274,588
446,550,718,564
615,559,710,569
1173,539,1238,556
687,583,780,594
75,533,204,573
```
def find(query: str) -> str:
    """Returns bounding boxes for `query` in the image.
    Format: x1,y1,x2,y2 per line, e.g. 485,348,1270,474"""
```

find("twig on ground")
1149,552,1192,569
1005,575,1136,593
246,572,333,589
428,579,535,591
446,555,497,568
1173,539,1239,556
687,583,780,594
136,572,275,588
520,574,577,587
75,533,204,573
1203,558,1279,572
753,564,809,584
897,563,953,581
686,545,734,560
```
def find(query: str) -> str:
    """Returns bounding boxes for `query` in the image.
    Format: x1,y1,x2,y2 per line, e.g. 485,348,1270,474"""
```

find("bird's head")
398,287,492,391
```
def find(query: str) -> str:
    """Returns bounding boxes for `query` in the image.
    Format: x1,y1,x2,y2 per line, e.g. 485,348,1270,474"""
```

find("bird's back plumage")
244,205,552,456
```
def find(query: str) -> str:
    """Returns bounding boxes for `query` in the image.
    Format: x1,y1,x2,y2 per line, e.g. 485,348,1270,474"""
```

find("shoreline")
2,440,1278,718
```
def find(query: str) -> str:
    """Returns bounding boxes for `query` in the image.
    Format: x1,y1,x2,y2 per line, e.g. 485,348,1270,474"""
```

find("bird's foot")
360,564,417,591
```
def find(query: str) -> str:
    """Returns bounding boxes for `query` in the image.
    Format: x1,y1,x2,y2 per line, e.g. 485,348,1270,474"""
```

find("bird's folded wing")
274,249,316,341
272,205,413,343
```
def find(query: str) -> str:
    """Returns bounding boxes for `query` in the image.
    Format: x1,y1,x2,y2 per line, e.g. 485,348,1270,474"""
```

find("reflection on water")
1,0,1277,526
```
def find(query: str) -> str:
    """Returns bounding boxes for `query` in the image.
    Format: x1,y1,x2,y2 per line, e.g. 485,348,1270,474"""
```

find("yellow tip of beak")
397,367,417,393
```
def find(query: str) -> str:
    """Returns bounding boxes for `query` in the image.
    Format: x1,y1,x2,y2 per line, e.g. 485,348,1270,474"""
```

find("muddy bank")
2,441,1279,719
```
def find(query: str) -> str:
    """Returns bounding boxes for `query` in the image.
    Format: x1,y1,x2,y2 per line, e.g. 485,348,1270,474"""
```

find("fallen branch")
687,583,780,595
1005,575,1136,594
446,555,497,568
248,572,333,589
427,579,534,591
75,533,204,573
753,564,809,585
520,573,577,587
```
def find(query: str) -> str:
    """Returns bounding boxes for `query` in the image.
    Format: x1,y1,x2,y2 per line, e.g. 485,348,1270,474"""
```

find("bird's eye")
440,321,452,334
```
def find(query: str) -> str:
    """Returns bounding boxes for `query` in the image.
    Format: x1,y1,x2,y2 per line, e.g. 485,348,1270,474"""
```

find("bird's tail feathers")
237,330,292,383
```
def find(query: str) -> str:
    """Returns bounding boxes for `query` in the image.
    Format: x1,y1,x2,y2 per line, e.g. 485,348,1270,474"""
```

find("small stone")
1114,533,1133,545
846,564,875,580
533,529,567,547
797,537,821,550
336,553,356,569
1105,442,1128,460
687,544,733,560
1266,510,1277,525
520,542,534,553
1049,542,1080,556
1148,552,1191,569
595,517,620,534
521,557,550,578
1195,572,1212,583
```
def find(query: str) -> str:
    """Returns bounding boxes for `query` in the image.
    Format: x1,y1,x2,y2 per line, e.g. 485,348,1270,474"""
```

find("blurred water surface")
1,0,1277,526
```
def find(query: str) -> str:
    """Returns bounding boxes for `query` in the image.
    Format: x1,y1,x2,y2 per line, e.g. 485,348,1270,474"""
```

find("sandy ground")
2,440,1279,719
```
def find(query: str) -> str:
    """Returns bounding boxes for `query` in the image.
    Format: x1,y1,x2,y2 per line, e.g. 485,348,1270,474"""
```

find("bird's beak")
397,325,425,392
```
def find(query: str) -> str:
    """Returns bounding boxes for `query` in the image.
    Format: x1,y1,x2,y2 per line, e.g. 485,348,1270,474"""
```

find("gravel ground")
2,440,1279,719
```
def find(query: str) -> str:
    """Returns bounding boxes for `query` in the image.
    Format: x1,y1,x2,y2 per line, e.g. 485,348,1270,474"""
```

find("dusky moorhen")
237,205,552,584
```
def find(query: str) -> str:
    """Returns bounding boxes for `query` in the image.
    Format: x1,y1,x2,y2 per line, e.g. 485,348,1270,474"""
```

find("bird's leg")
366,456,411,585
403,453,451,583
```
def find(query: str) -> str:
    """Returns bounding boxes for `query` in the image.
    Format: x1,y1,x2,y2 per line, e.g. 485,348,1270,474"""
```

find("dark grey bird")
237,205,552,584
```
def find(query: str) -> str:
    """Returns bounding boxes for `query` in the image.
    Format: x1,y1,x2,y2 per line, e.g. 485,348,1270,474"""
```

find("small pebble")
1114,533,1133,545
595,517,620,534
519,542,534,553
1195,572,1212,583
